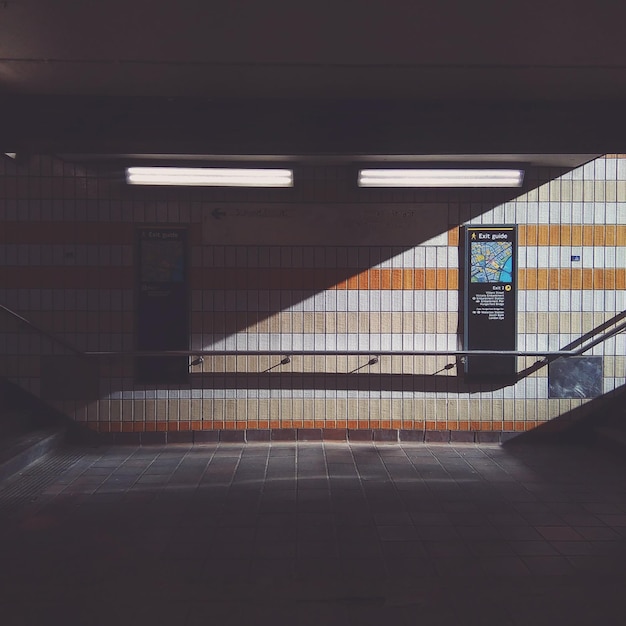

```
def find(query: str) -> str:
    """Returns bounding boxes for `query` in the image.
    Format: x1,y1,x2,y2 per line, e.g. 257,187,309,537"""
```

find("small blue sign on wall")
571,255,581,261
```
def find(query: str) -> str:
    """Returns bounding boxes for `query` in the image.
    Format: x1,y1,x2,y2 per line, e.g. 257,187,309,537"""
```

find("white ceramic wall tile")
593,291,606,312
1,155,625,426
379,335,392,351
414,247,426,267
582,203,596,224
571,203,583,223
537,247,549,266
380,291,392,311
548,291,560,311
604,291,616,311
582,291,594,311
334,291,347,311
593,247,606,267
525,202,538,222
519,291,531,312
570,291,582,311
504,204,516,223
548,202,561,223
536,377,549,397
391,292,404,311
347,291,359,312
436,291,448,311
413,292,425,311
595,203,607,224
390,335,403,351
447,292,458,311
425,247,437,267
325,334,337,350
560,203,573,222
581,161,595,178
547,333,564,351
538,202,551,223
425,292,437,312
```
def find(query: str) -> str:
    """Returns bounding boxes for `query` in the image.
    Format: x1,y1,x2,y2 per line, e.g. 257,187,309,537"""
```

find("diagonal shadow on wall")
135,164,569,394
1,158,576,408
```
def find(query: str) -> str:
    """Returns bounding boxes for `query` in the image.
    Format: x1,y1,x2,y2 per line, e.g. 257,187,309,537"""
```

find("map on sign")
470,241,513,283
141,240,185,283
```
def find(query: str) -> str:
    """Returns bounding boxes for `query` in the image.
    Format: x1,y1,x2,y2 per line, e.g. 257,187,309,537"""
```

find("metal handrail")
2,302,626,360
0,304,85,356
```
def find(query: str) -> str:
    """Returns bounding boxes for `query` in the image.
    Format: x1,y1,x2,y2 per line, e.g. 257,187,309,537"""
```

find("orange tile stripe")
0,266,134,288
190,268,399,290
0,222,203,245
1,267,623,290
1,222,624,248
192,267,624,291
517,268,625,290
447,224,626,247
90,419,545,433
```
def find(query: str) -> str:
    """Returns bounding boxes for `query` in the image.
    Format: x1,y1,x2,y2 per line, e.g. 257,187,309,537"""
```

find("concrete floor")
1,440,626,625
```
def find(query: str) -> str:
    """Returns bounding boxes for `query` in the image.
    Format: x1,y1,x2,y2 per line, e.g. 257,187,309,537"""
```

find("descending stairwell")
550,385,626,457
0,379,67,481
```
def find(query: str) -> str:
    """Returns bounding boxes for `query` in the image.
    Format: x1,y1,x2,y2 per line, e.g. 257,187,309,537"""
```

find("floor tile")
2,439,626,625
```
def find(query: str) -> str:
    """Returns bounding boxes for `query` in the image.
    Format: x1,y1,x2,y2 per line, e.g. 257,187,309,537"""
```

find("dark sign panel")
548,356,603,398
136,228,189,384
463,225,517,378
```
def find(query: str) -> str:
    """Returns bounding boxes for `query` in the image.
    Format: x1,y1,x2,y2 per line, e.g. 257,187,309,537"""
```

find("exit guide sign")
463,225,518,379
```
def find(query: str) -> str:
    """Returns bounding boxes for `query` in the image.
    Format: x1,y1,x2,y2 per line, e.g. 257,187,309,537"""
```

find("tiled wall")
0,155,624,438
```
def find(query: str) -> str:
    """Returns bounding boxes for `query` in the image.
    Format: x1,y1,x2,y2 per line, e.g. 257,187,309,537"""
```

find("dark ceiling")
1,0,626,164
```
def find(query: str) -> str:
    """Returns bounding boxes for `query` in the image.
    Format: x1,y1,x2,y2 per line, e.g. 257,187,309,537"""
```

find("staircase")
0,379,67,482
588,387,626,457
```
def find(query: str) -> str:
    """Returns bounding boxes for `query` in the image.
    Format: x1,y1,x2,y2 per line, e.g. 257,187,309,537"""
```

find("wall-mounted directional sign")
135,227,189,384
463,225,517,378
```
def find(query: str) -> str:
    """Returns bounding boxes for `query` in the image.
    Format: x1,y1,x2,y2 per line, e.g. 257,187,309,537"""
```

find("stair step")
0,409,37,437
0,427,66,482
594,426,626,458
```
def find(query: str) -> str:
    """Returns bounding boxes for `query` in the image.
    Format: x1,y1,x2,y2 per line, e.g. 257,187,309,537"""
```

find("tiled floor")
1,440,626,625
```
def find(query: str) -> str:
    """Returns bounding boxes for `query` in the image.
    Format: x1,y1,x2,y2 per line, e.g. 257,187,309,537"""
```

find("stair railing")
2,302,625,362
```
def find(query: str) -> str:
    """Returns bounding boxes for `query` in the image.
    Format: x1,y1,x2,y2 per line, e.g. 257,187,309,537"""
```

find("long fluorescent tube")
358,168,524,188
126,167,294,187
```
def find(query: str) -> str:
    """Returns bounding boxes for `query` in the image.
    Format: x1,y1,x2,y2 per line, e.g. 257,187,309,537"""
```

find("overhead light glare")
126,167,294,187
358,168,524,188
4,153,17,160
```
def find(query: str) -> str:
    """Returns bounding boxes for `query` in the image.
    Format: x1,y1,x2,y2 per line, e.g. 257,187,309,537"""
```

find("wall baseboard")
93,428,521,446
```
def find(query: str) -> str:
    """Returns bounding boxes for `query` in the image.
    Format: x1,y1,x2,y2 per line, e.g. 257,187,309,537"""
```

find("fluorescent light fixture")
4,153,17,160
126,167,294,187
358,168,524,188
